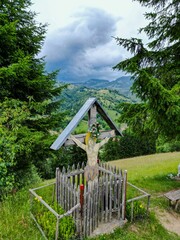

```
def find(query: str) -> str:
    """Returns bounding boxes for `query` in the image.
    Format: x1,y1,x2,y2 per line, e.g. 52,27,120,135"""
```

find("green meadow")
0,152,180,240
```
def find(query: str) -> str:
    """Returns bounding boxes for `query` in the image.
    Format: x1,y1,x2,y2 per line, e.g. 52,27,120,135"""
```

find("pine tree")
0,0,66,193
114,0,180,140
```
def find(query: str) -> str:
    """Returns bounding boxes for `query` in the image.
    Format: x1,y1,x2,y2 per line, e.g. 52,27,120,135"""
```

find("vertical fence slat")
109,174,112,222
87,189,91,236
117,175,122,220
55,168,60,204
101,176,105,222
122,170,127,220
95,182,98,228
77,163,80,187
105,173,108,223
83,186,87,237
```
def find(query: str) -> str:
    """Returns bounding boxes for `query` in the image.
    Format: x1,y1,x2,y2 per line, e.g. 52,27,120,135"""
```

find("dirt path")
156,208,180,236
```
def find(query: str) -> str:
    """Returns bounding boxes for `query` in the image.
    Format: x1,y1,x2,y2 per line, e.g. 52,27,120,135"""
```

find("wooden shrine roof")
50,97,122,150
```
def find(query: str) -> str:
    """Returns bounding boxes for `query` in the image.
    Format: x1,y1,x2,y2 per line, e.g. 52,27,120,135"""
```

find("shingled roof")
50,97,122,150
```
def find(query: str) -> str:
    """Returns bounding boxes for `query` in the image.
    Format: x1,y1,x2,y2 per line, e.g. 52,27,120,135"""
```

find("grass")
109,152,180,209
109,152,180,180
0,152,180,240
89,212,180,240
109,152,180,191
0,188,44,240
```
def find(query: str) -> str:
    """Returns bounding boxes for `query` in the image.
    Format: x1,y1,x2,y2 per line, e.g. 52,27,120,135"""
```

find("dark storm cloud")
42,8,123,81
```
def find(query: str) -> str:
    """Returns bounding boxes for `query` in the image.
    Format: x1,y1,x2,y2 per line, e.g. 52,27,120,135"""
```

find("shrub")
32,199,76,240
126,201,147,221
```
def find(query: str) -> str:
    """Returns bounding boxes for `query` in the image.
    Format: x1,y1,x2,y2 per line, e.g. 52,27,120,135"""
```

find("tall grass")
0,188,44,240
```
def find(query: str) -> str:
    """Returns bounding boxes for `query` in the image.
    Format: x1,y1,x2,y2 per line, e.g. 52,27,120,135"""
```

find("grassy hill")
60,84,133,123
1,152,180,240
71,76,133,98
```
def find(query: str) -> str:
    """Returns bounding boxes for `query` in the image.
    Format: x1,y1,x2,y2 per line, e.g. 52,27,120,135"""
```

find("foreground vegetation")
0,152,180,240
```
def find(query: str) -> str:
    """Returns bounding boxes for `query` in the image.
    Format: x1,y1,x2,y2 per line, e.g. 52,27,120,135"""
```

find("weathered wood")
105,173,109,223
101,176,105,222
164,189,180,211
83,186,87,237
114,175,117,209
88,104,97,127
50,98,122,150
54,164,128,237
117,172,122,219
64,131,117,146
87,190,91,236
122,170,127,220
72,164,75,186
164,189,180,201
56,168,60,204
109,174,112,222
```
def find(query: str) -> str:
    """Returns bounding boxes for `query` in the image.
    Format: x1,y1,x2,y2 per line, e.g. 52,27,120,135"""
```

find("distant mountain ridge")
72,76,133,98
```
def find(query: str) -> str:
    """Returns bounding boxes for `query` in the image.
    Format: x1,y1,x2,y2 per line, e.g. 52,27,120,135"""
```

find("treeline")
0,0,179,197
0,0,66,196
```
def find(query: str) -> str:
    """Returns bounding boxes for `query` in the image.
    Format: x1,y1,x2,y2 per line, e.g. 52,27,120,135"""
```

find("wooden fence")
55,162,127,237
30,162,151,239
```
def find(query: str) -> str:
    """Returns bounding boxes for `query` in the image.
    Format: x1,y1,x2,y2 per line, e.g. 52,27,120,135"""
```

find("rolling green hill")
73,76,133,98
60,84,133,123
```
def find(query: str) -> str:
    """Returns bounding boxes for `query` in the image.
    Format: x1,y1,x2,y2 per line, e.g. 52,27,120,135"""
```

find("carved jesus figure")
68,130,114,184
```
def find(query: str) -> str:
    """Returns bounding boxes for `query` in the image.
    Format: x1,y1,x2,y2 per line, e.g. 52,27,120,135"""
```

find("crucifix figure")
68,130,114,186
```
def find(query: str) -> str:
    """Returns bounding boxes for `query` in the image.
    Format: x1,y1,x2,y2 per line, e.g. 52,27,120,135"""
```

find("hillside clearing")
109,152,180,181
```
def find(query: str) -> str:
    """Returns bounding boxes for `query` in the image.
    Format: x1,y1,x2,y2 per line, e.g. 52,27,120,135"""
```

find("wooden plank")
92,183,95,232
88,104,97,127
77,163,80,187
98,177,102,223
101,177,105,222
122,170,127,220
72,164,75,186
72,184,76,219
114,175,117,209
76,188,80,235
105,173,109,223
64,130,116,146
109,174,112,222
99,166,120,178
87,190,91,236
83,186,87,237
96,182,99,228
90,191,93,234
117,173,122,219
164,189,180,201
67,178,70,210
55,168,60,204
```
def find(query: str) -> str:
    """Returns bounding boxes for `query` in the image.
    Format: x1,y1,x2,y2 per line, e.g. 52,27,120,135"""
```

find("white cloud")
31,0,149,81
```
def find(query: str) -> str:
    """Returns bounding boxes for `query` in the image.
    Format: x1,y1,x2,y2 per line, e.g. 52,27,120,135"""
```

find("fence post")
122,170,127,220
56,168,60,204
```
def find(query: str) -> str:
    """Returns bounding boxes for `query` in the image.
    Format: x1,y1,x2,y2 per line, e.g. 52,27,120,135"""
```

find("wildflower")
34,196,42,202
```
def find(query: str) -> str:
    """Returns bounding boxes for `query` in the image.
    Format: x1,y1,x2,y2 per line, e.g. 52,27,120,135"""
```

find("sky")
31,0,149,82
